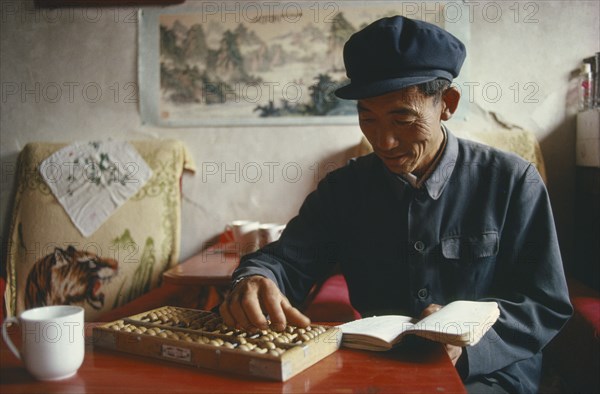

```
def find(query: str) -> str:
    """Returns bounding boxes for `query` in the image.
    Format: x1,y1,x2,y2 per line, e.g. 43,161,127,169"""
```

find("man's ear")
440,86,460,121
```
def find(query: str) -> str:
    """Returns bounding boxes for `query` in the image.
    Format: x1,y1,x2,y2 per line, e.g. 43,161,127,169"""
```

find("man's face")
357,87,445,176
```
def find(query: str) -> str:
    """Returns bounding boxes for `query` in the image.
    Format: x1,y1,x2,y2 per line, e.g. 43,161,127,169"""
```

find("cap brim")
335,76,440,100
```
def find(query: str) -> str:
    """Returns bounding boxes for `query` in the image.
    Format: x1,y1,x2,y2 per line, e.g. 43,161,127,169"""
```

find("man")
220,16,572,393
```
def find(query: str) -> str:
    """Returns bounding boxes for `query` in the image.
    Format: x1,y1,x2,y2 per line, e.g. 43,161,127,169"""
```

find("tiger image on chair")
25,245,119,310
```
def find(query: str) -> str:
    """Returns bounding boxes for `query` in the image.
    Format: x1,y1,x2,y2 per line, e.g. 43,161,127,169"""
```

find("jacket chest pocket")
440,232,499,264
436,232,499,299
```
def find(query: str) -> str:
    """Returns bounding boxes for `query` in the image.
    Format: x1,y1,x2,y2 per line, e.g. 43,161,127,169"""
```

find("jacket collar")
422,125,458,200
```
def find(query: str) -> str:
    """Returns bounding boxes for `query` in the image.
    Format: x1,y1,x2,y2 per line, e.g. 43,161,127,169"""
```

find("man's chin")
382,159,415,175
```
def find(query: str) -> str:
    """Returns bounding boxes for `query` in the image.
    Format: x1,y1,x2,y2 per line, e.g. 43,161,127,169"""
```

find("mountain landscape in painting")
159,12,358,118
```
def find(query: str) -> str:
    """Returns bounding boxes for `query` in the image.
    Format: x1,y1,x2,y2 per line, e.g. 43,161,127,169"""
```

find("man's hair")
415,78,451,103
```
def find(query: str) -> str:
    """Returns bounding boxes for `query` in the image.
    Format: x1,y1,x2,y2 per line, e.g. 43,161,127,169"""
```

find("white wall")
465,0,599,265
1,0,598,267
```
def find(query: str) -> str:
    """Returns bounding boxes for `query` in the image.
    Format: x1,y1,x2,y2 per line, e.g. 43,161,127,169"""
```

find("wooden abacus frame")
92,306,342,381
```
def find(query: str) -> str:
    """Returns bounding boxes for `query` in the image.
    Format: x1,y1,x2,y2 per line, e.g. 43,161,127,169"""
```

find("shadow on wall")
539,115,577,275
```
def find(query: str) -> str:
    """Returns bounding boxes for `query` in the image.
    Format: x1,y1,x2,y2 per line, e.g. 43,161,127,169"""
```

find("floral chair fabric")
3,140,195,321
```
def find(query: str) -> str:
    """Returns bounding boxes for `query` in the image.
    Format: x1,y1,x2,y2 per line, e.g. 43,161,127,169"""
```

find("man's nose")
375,130,398,151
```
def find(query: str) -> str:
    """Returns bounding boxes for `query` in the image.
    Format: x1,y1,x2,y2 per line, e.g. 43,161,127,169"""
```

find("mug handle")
2,317,22,360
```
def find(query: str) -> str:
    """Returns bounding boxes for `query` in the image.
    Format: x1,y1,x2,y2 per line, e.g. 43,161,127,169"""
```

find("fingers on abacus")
263,301,287,332
256,284,284,331
242,293,269,332
219,302,235,328
228,293,255,331
281,297,311,328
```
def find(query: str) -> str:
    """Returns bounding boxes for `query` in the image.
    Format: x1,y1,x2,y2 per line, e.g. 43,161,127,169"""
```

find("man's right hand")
219,275,311,333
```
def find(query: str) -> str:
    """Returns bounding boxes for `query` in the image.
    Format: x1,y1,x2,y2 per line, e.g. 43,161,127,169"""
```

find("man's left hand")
420,303,463,366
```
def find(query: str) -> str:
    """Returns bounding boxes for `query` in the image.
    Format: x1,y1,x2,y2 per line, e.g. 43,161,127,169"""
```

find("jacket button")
417,288,428,299
414,241,425,252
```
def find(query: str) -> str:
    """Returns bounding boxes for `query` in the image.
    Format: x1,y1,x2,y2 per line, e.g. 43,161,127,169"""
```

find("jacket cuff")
462,327,498,379
232,266,279,288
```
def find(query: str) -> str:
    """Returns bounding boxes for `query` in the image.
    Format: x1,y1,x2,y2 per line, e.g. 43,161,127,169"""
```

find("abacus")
92,306,341,381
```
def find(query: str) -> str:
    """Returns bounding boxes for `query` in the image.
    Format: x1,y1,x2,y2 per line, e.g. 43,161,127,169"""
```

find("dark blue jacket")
234,129,573,393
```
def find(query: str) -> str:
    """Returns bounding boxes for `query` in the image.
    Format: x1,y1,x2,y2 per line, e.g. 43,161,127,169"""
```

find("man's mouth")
377,151,416,173
383,153,406,160
381,152,411,163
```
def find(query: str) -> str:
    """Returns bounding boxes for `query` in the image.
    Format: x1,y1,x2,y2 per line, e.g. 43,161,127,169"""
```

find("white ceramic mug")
2,305,85,381
258,223,286,247
226,220,260,255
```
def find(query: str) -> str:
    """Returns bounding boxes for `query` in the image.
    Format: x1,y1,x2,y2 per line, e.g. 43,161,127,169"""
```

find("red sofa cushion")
303,274,361,323
571,296,600,339
567,278,600,336
545,277,600,392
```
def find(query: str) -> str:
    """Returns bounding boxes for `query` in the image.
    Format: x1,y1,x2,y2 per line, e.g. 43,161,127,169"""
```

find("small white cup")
226,220,260,255
258,223,286,248
2,305,85,381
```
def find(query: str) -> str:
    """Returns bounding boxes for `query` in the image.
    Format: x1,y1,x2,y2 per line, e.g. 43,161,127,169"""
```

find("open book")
337,300,500,351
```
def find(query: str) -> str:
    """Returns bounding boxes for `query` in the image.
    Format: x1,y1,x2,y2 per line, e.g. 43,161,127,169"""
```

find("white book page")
338,315,415,343
410,301,499,337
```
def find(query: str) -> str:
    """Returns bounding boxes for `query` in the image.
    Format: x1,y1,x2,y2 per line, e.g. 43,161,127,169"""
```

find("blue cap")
335,16,466,100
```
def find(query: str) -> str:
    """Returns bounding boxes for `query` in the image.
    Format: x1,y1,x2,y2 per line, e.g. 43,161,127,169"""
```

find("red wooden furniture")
1,323,466,394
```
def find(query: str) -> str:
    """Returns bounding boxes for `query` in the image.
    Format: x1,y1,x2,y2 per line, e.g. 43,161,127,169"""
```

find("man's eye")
393,119,413,126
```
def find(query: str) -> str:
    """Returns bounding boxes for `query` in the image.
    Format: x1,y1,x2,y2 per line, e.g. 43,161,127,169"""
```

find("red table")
1,323,466,393
162,248,240,287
